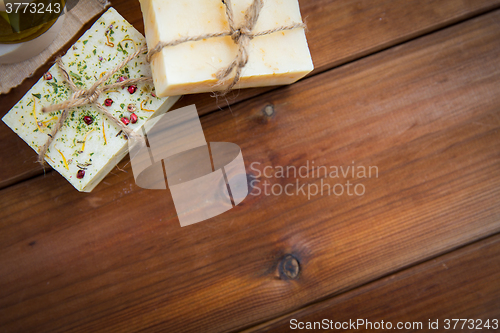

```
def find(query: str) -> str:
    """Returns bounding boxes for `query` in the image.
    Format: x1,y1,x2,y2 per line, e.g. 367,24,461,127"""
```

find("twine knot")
85,88,101,104
69,88,100,105
71,90,85,100
231,27,253,43
231,28,242,42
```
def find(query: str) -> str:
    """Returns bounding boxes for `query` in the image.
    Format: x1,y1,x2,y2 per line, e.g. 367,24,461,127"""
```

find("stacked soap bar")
139,0,314,96
2,7,179,192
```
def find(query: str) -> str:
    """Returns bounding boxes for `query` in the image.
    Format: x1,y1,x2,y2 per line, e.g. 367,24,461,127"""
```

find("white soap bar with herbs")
2,7,179,192
139,0,314,96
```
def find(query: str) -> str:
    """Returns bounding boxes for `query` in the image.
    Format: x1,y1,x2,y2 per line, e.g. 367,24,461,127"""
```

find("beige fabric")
0,0,110,94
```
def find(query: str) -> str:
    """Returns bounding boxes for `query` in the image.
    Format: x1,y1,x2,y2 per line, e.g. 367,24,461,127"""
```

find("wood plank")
2,0,500,188
246,233,500,332
1,9,500,333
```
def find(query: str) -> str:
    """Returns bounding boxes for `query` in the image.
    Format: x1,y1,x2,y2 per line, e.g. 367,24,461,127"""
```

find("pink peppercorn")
83,116,93,125
151,92,156,97
77,170,85,179
127,85,137,94
43,72,52,80
130,113,138,124
121,117,130,125
117,76,127,83
104,98,113,107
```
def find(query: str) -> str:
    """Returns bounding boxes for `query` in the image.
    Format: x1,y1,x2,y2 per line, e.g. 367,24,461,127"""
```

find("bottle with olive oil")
0,0,66,44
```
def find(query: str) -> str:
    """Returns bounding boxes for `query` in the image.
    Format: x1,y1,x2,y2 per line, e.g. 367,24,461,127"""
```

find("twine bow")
147,0,306,93
38,46,151,164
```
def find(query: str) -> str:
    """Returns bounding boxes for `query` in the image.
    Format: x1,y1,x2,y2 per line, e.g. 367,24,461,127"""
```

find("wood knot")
263,104,275,117
279,254,300,280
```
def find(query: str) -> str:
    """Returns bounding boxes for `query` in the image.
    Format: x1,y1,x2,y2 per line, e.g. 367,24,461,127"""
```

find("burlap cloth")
0,0,110,95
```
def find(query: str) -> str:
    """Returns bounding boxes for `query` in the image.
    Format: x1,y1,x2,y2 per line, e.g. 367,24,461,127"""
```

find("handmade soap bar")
139,0,314,96
2,7,179,192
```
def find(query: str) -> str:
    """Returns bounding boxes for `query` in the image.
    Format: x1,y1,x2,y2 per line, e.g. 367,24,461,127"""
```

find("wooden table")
1,0,500,332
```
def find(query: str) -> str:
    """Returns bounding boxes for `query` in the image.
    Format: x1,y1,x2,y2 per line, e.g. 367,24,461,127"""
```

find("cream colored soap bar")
2,7,179,192
139,0,313,96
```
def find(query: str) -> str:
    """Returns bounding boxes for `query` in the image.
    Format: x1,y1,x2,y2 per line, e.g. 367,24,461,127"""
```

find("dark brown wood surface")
1,0,500,188
1,0,500,332
246,233,500,332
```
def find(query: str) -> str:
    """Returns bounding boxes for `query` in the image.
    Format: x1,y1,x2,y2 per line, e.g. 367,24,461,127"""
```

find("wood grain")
246,233,500,332
2,0,500,188
1,8,499,332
